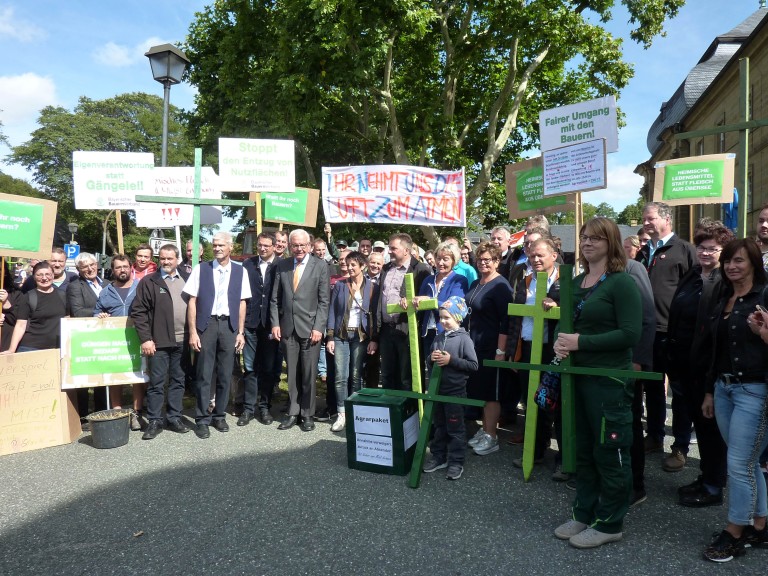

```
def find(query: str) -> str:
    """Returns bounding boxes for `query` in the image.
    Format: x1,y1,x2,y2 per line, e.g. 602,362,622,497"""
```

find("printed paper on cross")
385,272,437,417
506,270,560,481
359,364,485,489
135,148,254,264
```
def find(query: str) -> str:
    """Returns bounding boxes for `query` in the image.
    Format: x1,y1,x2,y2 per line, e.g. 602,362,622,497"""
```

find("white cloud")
0,6,46,42
0,72,57,126
93,36,172,68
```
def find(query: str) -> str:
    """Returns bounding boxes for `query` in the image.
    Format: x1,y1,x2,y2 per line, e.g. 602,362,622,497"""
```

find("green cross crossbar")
357,363,485,489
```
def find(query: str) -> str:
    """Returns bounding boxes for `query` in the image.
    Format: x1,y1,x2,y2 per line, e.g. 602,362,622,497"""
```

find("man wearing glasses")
270,229,330,431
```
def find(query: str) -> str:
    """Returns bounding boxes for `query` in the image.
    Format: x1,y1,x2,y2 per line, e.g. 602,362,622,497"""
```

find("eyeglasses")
696,245,722,255
477,257,497,264
290,243,309,249
579,234,606,244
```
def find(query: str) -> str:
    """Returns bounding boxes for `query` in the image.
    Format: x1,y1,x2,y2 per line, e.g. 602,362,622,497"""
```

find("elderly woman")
553,217,641,549
414,241,468,382
701,238,768,562
2,262,67,353
464,241,512,456
326,251,379,432
665,225,734,505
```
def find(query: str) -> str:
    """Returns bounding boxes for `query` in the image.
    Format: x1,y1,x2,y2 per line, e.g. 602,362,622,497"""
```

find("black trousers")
682,378,727,488
146,344,185,422
517,341,560,460
430,399,466,466
242,326,279,414
193,317,236,425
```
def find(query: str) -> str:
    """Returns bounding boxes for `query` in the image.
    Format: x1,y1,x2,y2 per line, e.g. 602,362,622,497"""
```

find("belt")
720,373,765,385
211,314,229,320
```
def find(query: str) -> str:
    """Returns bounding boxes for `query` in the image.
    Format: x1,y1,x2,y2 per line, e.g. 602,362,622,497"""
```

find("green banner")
0,201,43,251
663,160,724,200
262,189,308,223
517,167,569,211
70,328,142,376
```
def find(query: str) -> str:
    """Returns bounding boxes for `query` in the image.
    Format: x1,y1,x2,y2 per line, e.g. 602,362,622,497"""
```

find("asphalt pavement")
0,400,761,576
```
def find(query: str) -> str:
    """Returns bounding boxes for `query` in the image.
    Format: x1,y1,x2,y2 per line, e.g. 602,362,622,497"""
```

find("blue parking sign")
64,243,80,259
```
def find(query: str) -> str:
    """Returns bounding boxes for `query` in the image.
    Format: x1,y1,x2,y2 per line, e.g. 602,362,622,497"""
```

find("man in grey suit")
270,229,330,431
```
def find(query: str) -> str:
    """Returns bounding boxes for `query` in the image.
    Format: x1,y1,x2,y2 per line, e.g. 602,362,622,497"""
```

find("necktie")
293,262,300,291
657,240,664,249
215,268,227,314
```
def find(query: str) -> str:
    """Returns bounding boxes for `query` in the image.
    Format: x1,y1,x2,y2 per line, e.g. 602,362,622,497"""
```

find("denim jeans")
334,334,366,413
714,378,768,525
317,342,327,378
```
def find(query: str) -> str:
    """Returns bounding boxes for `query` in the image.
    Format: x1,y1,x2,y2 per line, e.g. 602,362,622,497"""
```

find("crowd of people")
5,202,768,562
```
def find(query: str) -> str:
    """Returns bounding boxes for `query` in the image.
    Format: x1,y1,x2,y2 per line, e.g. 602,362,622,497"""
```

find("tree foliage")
182,0,683,246
7,93,193,252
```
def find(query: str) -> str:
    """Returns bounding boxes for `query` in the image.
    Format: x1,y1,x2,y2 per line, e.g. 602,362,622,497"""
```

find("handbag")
534,272,609,412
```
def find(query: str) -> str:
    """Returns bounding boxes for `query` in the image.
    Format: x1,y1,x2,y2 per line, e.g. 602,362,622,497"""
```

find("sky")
0,0,764,222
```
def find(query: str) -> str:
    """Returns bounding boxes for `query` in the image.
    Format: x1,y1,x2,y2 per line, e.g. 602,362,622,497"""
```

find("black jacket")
130,268,190,349
66,275,102,317
243,255,280,331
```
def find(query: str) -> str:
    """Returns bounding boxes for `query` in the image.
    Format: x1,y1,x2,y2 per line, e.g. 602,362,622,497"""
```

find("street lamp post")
145,43,191,250
68,222,78,244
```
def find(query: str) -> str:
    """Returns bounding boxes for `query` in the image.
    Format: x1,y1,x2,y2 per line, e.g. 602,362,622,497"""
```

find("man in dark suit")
270,229,330,431
183,232,251,439
238,231,280,426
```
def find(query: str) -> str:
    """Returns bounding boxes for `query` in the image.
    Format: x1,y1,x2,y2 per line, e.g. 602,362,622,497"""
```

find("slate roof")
645,8,768,156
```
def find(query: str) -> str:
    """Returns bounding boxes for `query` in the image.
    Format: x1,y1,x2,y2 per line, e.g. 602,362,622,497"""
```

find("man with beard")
21,247,78,293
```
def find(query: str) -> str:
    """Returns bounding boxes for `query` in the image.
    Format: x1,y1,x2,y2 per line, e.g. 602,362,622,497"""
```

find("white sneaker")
331,414,346,432
554,519,588,540
472,434,499,455
468,429,487,447
569,527,622,549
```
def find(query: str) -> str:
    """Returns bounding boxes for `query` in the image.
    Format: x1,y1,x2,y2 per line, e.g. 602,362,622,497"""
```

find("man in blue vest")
183,232,252,439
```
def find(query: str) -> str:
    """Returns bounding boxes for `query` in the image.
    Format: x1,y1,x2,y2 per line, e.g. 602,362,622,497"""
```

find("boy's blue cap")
441,296,468,323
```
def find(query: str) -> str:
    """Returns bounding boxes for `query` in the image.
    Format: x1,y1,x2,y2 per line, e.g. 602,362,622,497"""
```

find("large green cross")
485,265,663,480
135,148,254,264
385,273,437,416
507,270,561,481
359,364,485,489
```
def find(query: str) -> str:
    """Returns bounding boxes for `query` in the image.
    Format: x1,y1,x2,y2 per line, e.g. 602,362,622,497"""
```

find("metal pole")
738,57,750,239
162,79,183,250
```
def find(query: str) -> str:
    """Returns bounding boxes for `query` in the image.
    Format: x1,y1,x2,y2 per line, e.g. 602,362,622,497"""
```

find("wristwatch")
495,348,504,355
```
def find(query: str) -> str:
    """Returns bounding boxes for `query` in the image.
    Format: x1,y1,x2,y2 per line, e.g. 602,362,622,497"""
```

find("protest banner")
0,349,81,457
539,95,618,153
218,138,295,192
542,139,607,197
322,165,466,226
60,317,147,389
135,166,222,227
652,153,735,206
0,192,57,258
505,157,576,219
72,151,154,210
247,188,320,227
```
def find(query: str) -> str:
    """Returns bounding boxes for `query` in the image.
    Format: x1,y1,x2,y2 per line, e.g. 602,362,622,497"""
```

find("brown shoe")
663,447,686,472
644,436,663,453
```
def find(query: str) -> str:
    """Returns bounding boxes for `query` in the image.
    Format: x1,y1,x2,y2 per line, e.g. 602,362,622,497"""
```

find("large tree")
183,0,684,245
7,92,193,252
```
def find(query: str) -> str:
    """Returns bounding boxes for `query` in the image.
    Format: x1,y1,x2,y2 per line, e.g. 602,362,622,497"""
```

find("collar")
161,270,180,280
213,260,231,272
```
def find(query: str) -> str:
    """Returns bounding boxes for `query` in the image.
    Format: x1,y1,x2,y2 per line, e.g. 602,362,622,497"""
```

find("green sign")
70,328,142,376
516,167,569,211
0,201,43,251
663,160,725,200
262,189,308,223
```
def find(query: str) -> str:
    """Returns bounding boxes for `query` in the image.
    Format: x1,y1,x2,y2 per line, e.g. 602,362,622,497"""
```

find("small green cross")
359,364,485,489
135,148,254,264
385,272,437,416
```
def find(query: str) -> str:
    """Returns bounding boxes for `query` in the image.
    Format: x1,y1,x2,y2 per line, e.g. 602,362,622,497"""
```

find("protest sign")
322,165,466,226
247,188,320,227
652,153,735,206
0,192,57,258
60,317,147,389
539,95,618,153
72,151,154,210
218,138,295,192
505,158,576,218
135,166,222,227
0,349,81,456
543,139,607,197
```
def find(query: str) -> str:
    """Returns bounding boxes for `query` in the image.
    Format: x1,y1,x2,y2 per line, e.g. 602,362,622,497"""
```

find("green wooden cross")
485,265,664,480
359,364,485,489
385,272,437,416
135,148,254,264
507,270,561,481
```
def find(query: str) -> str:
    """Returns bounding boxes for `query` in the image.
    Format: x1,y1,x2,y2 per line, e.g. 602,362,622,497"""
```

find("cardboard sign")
218,138,295,192
72,151,154,210
0,192,57,258
539,95,618,153
134,166,223,227
60,316,148,389
322,165,466,226
246,188,319,227
543,139,607,197
0,349,81,456
652,153,735,206
505,157,576,219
